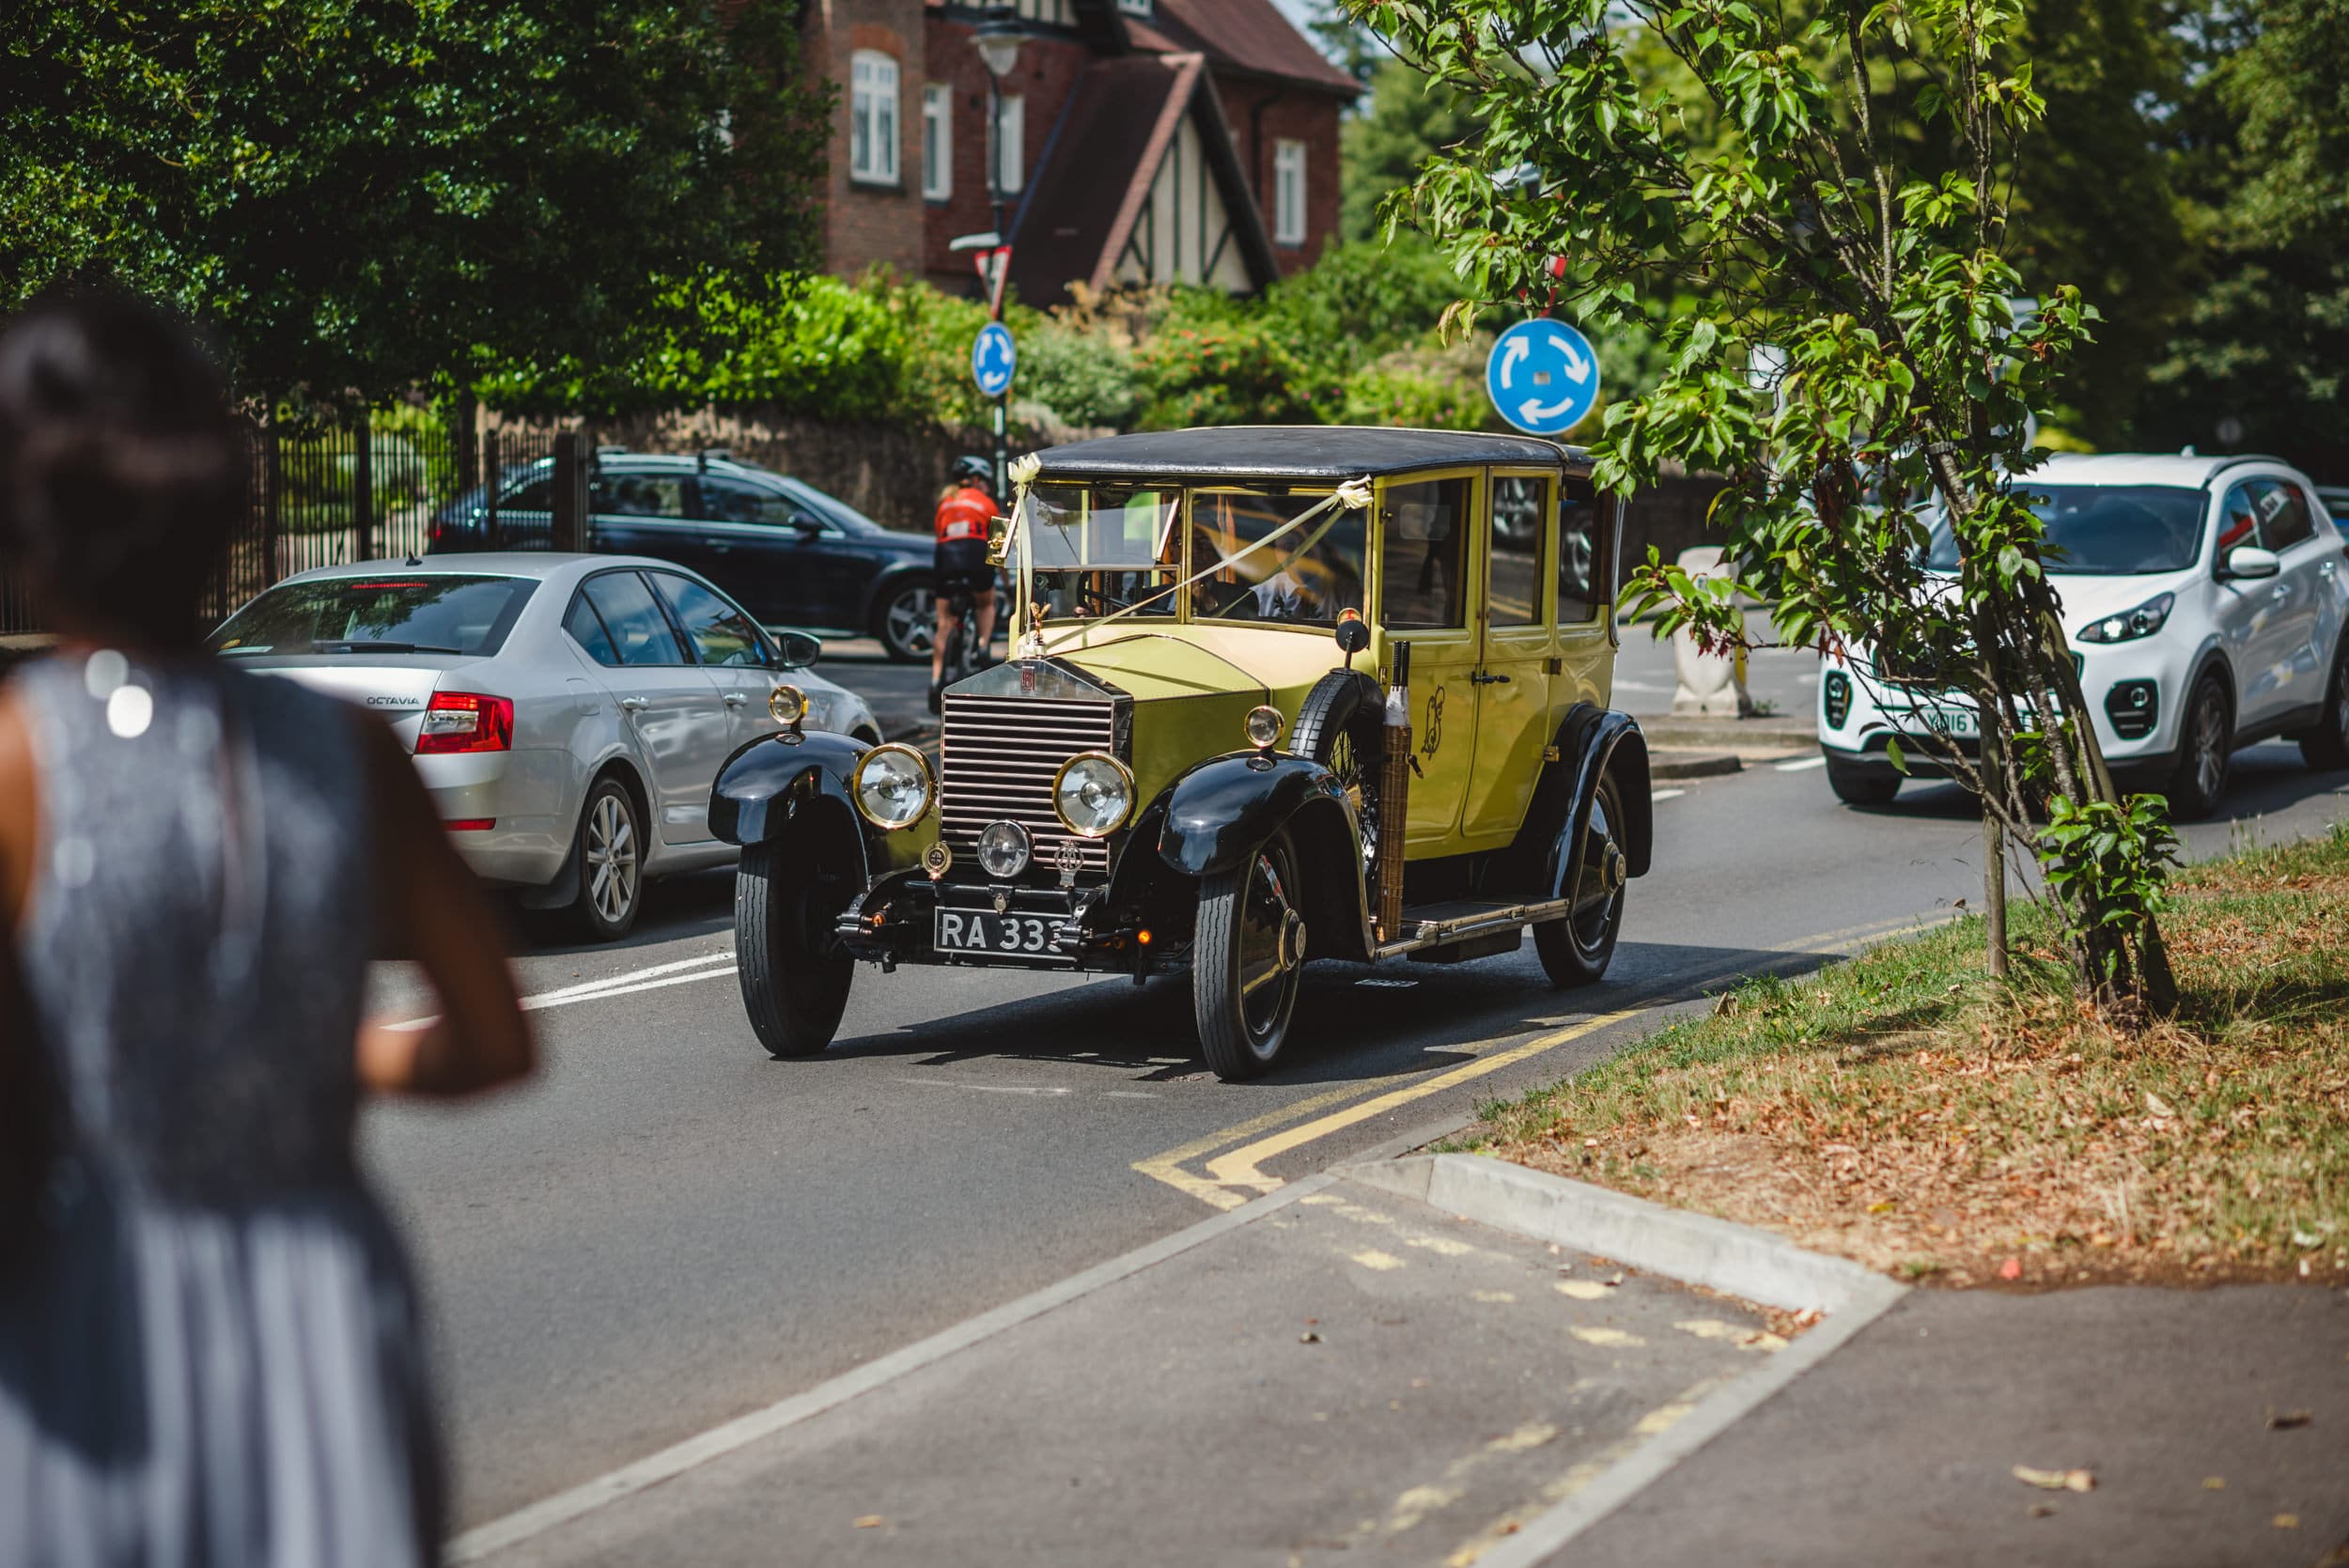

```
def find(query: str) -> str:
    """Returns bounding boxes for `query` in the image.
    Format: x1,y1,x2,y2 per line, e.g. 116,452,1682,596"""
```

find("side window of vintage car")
1379,478,1470,629
1557,477,1609,624
1488,475,1549,627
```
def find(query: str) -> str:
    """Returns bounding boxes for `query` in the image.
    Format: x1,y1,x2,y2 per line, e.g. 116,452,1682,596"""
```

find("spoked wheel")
1194,830,1308,1081
2301,639,2349,771
1534,771,1627,987
735,828,857,1058
2169,674,2232,819
570,778,643,941
878,582,935,663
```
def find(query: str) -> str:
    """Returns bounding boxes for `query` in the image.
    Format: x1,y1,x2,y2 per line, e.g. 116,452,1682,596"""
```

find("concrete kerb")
1647,751,1743,781
1341,1151,1906,1568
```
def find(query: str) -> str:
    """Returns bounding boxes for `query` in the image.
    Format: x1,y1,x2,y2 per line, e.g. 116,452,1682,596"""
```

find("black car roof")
1032,426,1589,482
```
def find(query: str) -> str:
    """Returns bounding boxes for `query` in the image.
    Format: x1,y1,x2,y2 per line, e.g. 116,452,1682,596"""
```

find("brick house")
799,0,1360,304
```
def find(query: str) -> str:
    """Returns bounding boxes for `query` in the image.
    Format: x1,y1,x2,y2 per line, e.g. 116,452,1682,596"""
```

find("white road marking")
1650,788,1687,801
897,1079,1073,1096
1774,755,1828,772
383,951,738,1031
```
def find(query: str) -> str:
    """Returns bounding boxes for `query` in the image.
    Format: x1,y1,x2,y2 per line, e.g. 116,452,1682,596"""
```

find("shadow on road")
812,938,1855,1086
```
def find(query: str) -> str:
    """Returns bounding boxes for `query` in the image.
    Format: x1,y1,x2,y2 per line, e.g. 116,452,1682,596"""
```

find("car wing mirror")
2221,545,2281,582
771,629,822,670
787,511,825,536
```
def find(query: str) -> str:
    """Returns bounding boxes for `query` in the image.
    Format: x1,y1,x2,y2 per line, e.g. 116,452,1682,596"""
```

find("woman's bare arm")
352,713,535,1097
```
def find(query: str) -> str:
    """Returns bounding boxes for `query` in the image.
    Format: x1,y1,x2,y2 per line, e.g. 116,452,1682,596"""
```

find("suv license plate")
1907,705,1976,739
935,908,1057,955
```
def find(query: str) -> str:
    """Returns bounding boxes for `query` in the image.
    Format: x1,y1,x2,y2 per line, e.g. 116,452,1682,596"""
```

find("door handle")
1470,671,1512,685
617,696,648,713
723,691,747,706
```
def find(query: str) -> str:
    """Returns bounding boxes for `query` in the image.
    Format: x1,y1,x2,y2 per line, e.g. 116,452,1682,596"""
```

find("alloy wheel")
883,586,936,660
2192,690,2227,804
585,791,639,926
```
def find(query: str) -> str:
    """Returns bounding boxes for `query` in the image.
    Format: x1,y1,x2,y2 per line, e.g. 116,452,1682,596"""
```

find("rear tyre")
2169,674,2232,819
877,581,934,663
1194,831,1306,1081
1534,771,1626,987
2300,640,2349,770
1827,756,1901,806
569,778,643,941
735,833,856,1058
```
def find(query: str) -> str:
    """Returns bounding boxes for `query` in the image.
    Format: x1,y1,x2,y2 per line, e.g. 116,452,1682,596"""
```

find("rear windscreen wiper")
315,641,466,655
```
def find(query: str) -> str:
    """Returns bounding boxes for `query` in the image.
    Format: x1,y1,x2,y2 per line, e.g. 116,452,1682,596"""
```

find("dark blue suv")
428,451,943,661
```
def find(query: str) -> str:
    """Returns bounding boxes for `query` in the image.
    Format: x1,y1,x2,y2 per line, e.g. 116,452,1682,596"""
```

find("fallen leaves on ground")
2014,1465,2095,1493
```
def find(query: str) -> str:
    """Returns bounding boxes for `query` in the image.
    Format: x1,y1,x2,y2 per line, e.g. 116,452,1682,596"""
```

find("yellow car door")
1376,472,1481,852
1463,470,1562,843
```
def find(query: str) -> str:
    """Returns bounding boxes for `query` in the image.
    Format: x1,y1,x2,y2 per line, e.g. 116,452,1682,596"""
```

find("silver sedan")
210,553,881,939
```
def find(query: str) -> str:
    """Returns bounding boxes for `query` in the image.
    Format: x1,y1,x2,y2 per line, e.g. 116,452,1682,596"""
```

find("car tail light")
416,691,514,754
444,818,496,831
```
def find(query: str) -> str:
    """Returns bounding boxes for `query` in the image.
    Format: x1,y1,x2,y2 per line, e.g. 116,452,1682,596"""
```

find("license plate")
1903,705,1977,739
934,908,1057,956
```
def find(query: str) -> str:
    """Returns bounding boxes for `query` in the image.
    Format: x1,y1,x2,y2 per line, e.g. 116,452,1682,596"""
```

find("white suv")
1817,453,2349,816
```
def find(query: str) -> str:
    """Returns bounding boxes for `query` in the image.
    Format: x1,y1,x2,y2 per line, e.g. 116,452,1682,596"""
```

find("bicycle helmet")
951,455,993,485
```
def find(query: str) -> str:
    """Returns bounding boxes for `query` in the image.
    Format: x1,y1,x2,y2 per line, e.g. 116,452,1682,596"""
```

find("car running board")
1374,895,1573,962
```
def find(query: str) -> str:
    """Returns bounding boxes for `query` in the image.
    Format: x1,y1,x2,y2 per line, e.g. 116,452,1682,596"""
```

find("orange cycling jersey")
934,484,996,545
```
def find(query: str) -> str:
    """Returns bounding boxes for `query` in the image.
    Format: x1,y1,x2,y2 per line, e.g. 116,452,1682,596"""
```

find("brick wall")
1215,80,1344,277
921,17,1095,300
806,0,928,277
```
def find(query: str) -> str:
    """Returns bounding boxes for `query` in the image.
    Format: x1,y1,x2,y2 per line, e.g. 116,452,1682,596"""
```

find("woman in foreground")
0,291,534,1566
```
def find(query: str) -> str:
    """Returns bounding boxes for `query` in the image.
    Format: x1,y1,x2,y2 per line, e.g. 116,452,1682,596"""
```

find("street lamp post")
972,11,1027,503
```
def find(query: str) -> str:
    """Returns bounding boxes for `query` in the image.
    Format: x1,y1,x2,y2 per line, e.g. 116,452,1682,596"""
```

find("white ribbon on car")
1009,474,1375,658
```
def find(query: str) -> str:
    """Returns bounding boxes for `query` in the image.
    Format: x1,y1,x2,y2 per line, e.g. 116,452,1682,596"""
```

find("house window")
921,83,952,200
1273,138,1307,245
996,93,1026,194
850,51,899,185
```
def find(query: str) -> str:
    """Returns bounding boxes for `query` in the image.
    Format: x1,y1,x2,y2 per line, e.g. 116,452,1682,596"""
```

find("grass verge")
1478,819,2349,1288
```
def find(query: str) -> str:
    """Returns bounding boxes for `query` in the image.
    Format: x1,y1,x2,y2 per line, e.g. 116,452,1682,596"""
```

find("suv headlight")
853,743,932,830
1052,751,1134,838
2075,591,2175,644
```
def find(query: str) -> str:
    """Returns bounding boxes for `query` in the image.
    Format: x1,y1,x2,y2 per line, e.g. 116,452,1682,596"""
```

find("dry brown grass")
1477,821,2349,1289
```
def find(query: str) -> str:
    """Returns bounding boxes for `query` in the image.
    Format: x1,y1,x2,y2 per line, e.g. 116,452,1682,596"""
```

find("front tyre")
1826,756,1901,806
1193,831,1307,1081
1534,772,1626,987
735,836,856,1058
2169,673,2232,819
2300,638,2349,771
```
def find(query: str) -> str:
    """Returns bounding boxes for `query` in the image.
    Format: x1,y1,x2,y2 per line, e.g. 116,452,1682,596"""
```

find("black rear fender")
1545,706,1652,897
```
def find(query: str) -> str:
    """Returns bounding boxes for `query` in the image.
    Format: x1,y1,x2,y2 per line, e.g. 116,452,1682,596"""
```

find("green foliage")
1258,237,1463,373
0,0,831,403
1339,338,1500,429
1134,315,1335,428
1359,0,2175,1009
1019,318,1140,430
2042,794,2181,979
1341,56,1480,243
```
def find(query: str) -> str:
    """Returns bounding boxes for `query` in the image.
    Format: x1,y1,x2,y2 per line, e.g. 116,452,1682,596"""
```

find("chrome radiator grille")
940,693,1119,875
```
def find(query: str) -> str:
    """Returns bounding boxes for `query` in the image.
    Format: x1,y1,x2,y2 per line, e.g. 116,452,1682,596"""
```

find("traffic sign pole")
971,321,1019,503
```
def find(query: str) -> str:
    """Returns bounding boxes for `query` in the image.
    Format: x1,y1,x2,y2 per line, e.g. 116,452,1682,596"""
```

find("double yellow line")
1133,911,1957,1210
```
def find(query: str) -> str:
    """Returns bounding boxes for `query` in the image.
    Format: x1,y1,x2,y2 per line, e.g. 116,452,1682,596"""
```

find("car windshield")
210,575,537,657
1924,484,2206,575
1021,483,1368,629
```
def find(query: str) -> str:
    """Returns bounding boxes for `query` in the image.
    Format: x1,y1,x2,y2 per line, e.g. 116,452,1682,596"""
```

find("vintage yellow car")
709,427,1653,1079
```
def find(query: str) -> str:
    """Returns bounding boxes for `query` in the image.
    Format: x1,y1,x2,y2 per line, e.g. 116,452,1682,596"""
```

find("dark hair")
0,290,246,646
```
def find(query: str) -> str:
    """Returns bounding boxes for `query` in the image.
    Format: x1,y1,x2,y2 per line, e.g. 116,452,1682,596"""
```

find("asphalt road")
361,645,2349,1537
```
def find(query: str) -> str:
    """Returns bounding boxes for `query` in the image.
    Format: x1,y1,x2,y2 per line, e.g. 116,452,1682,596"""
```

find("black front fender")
1157,752,1353,878
709,730,870,859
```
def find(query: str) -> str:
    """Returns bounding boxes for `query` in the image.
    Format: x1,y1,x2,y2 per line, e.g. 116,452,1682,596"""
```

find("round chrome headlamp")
977,819,1032,879
1244,705,1284,750
1051,751,1135,839
852,743,932,830
769,683,807,725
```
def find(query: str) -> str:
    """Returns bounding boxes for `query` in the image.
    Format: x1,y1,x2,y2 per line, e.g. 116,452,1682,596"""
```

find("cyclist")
930,454,1001,711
